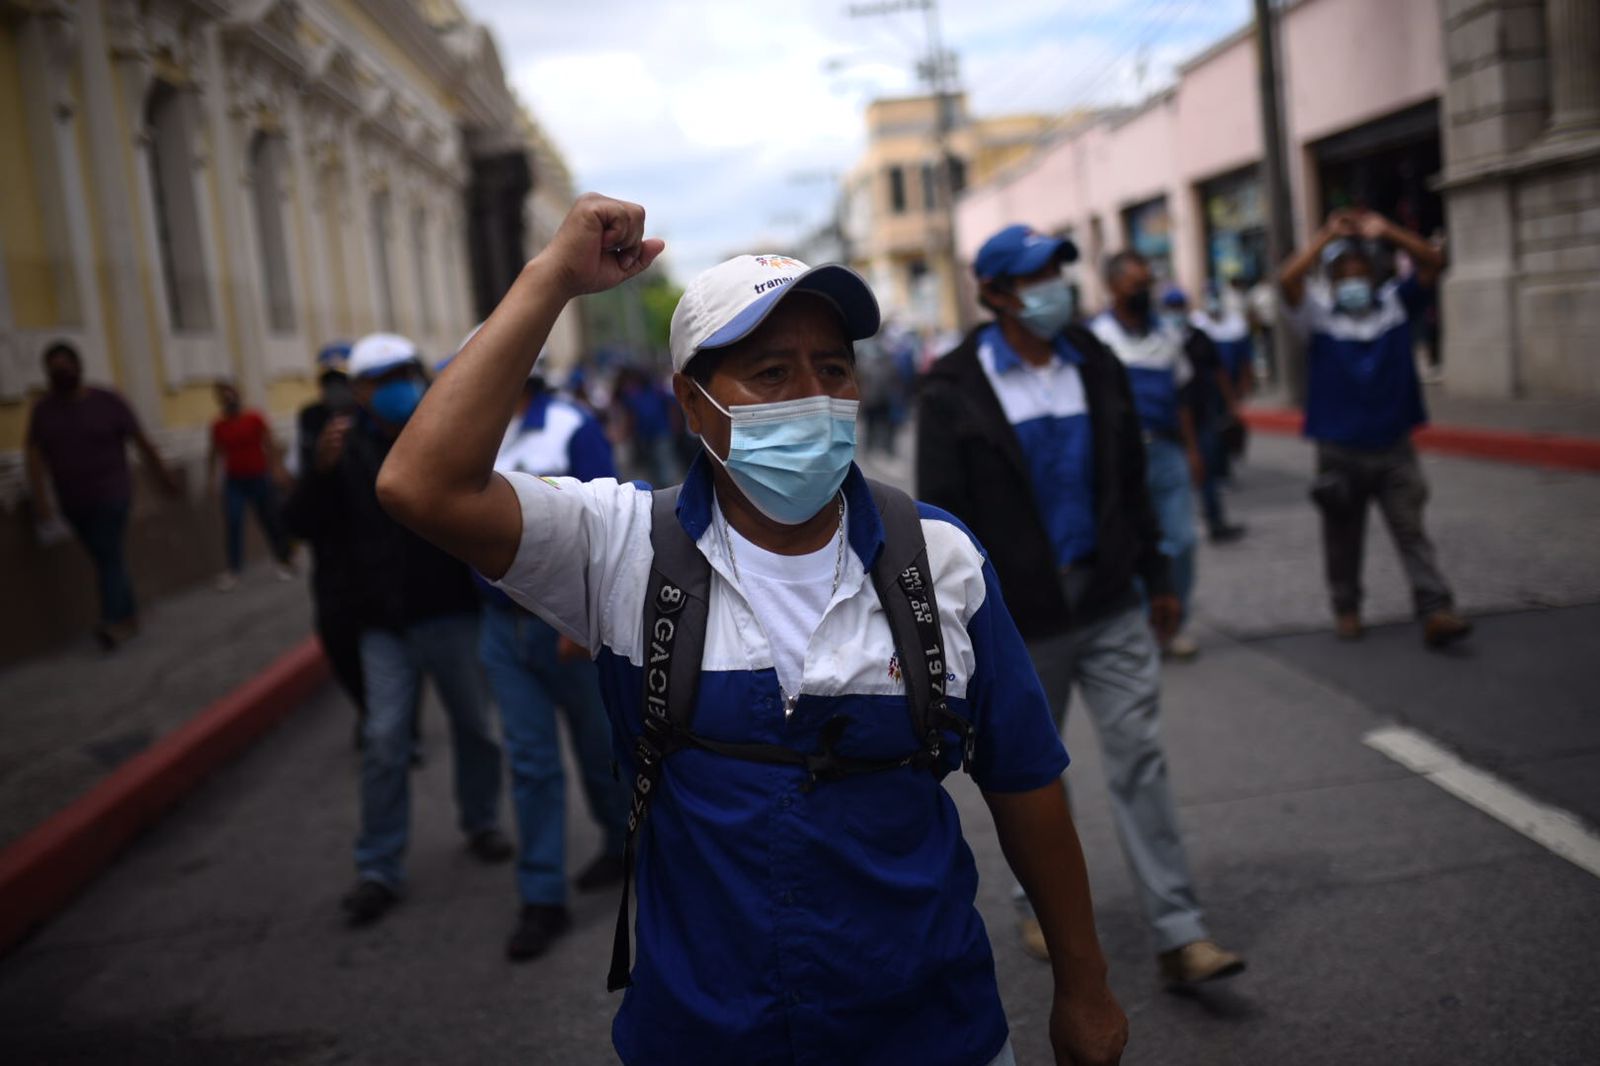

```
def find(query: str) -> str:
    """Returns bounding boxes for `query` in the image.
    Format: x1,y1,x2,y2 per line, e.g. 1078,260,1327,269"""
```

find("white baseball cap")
348,332,421,378
668,254,880,374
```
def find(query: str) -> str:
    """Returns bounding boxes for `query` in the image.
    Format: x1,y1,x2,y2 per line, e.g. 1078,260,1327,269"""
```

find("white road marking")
1364,724,1600,880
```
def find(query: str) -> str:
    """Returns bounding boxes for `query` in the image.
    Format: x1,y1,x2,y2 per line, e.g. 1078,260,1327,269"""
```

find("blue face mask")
695,383,858,525
369,378,426,426
1334,278,1374,315
1160,311,1187,334
1015,276,1076,339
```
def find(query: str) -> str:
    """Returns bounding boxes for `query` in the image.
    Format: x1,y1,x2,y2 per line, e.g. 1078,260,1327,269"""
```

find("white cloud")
464,0,1253,277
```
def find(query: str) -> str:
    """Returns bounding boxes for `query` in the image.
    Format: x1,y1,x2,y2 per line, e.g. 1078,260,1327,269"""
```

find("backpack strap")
608,486,709,991
866,480,976,773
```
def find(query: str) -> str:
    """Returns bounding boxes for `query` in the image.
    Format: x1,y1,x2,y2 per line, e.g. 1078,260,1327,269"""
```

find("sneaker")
214,572,239,593
1208,523,1247,544
341,879,398,927
575,851,626,893
1018,916,1050,962
1158,939,1246,988
1423,609,1473,648
1163,632,1200,661
506,904,573,962
467,828,514,864
1335,612,1364,641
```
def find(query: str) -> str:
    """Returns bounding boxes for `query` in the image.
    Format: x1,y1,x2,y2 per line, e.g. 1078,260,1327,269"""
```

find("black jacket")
283,418,479,632
915,322,1173,642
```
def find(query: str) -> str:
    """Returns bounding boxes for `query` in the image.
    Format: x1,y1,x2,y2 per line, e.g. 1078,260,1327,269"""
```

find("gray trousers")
1315,442,1454,617
1018,601,1208,953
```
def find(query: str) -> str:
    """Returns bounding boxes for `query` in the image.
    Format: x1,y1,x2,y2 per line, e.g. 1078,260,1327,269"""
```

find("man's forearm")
382,258,569,507
1278,221,1340,305
1377,217,1445,274
985,782,1109,988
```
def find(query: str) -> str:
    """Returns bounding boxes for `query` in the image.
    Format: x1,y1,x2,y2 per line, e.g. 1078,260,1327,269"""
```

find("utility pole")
1253,0,1302,405
848,0,971,331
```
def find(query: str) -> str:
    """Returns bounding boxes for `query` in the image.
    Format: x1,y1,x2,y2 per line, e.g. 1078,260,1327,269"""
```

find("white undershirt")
717,501,843,705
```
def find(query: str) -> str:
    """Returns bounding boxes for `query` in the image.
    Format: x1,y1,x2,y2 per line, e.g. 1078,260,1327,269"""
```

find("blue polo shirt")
1091,312,1193,437
1292,276,1430,450
1192,309,1252,382
492,459,1070,1065
977,324,1096,568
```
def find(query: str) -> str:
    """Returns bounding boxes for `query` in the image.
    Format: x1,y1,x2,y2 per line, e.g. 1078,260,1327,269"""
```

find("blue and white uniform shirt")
977,324,1096,568
1287,276,1430,451
495,390,617,481
1091,311,1193,437
491,458,1068,1066
1191,308,1252,382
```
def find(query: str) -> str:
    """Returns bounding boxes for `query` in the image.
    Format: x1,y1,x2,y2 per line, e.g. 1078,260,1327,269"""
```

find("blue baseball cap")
317,341,352,371
973,225,1079,282
1160,285,1188,308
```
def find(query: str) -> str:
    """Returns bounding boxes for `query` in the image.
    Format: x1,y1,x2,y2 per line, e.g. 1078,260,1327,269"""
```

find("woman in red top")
209,382,294,589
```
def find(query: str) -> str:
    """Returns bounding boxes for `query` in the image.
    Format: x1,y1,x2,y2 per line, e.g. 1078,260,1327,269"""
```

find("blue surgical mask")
695,383,858,525
1160,311,1187,334
1015,276,1076,339
369,378,426,425
1334,278,1374,315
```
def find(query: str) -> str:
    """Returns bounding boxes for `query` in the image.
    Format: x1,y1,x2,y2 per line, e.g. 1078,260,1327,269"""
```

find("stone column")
1547,0,1600,135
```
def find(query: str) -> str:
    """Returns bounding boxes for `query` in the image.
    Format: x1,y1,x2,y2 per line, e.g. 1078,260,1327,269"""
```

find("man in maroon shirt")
25,343,179,648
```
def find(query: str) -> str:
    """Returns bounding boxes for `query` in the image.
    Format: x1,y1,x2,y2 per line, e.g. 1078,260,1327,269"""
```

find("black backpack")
607,480,977,991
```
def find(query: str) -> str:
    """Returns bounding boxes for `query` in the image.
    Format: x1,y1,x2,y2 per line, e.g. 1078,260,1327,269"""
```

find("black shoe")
467,828,514,864
575,851,627,893
506,904,573,961
409,745,424,770
341,879,398,927
1208,523,1247,544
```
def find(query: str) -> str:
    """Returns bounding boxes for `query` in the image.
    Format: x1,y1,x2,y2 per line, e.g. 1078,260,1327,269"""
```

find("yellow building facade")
842,93,1054,333
0,0,570,661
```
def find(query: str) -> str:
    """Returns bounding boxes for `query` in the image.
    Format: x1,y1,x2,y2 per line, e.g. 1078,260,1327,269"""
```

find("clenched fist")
535,193,666,301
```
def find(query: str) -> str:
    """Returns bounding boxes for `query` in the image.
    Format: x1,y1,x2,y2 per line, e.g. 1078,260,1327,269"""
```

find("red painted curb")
1241,407,1600,473
0,636,329,955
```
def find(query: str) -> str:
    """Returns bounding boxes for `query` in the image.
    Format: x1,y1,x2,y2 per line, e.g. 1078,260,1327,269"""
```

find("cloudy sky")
464,0,1254,278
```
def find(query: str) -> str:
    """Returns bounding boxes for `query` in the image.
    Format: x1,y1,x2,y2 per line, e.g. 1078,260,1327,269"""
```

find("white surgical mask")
695,382,858,525
1015,276,1076,339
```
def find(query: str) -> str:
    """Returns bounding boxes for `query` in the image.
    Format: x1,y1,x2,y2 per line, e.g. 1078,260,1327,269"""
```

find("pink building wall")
956,0,1446,312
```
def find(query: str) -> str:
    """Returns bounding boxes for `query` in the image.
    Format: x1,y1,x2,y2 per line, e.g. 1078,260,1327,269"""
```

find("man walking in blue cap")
377,195,1128,1066
919,224,1245,991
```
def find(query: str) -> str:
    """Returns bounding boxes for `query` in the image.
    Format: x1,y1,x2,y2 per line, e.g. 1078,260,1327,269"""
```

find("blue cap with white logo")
973,224,1079,282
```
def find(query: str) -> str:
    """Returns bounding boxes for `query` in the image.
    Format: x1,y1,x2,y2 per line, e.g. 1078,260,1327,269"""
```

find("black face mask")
321,375,355,411
48,369,81,395
1125,288,1153,321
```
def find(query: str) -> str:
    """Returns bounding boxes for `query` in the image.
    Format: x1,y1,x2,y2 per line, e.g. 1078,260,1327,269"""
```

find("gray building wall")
1438,0,1600,399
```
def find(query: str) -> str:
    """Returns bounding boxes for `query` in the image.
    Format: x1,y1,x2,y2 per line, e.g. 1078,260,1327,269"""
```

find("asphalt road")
3,433,1597,1065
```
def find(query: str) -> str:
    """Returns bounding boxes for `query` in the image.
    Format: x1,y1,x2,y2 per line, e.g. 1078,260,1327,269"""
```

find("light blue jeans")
356,613,502,889
480,603,627,905
1144,435,1198,622
1018,602,1208,954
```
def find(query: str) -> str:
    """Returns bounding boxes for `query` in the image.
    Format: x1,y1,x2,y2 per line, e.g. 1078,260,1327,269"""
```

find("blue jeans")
480,603,627,905
1196,420,1231,535
63,499,136,626
223,475,290,573
356,613,502,889
1144,435,1198,622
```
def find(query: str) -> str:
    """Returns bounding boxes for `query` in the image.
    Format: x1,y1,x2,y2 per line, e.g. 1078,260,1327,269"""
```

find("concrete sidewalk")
0,563,322,854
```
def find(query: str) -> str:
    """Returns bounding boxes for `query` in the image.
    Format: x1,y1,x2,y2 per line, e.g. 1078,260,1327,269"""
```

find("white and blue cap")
348,332,421,379
669,254,880,374
973,224,1079,282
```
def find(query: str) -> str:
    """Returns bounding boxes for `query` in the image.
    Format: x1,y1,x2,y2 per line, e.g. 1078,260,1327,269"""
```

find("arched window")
145,81,213,332
369,188,396,330
249,132,296,333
